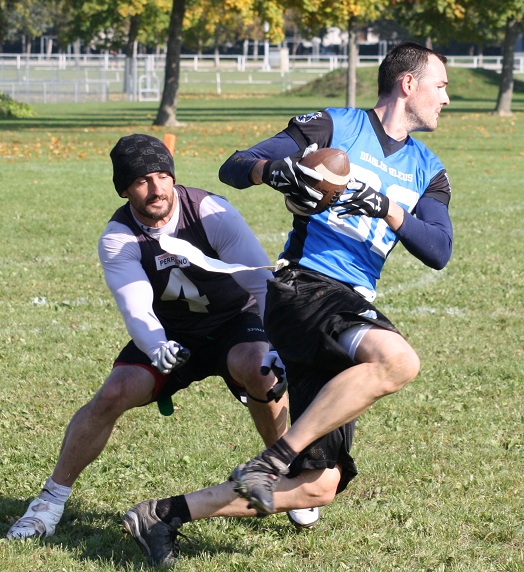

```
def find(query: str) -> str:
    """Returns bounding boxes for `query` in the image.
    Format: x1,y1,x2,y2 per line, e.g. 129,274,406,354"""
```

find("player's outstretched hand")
152,341,191,375
261,144,324,211
260,349,288,403
333,181,390,219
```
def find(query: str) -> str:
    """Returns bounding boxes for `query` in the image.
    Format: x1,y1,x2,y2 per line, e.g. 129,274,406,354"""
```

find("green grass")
0,69,523,571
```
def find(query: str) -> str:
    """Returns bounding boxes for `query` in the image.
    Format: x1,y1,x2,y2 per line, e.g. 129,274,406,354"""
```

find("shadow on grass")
1,102,522,132
1,497,133,568
0,98,339,131
2,497,301,568
0,67,522,131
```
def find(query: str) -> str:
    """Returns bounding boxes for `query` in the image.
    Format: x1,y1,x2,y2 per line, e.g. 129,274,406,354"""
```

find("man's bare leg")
6,366,155,540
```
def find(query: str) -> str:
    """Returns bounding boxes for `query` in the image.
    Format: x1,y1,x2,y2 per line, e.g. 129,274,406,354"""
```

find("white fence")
0,52,522,104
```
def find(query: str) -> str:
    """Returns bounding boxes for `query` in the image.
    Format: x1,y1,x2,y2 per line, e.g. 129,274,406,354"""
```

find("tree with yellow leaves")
154,0,284,126
286,0,390,107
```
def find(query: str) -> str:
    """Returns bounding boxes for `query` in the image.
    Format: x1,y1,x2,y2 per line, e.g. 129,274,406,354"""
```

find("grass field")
0,68,523,571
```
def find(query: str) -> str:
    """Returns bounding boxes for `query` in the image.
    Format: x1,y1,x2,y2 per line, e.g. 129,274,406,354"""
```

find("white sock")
39,477,72,506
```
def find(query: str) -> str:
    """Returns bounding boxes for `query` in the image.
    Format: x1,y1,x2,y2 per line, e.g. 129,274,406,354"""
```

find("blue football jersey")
282,107,449,296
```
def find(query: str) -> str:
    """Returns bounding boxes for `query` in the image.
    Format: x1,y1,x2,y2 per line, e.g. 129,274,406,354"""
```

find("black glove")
333,181,389,219
261,144,323,211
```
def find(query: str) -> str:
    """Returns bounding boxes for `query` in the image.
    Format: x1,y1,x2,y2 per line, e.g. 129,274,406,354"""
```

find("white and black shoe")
287,507,320,529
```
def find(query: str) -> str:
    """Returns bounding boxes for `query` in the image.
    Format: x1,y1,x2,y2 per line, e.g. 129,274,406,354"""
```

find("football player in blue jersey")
120,43,453,566
220,40,453,516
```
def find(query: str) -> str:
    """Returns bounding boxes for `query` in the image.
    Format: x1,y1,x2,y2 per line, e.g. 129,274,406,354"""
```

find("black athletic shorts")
264,265,400,493
114,310,267,408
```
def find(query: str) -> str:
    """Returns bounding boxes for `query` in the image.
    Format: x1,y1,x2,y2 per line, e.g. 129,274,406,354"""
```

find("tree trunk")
154,0,186,126
123,16,140,98
493,17,518,117
346,19,358,109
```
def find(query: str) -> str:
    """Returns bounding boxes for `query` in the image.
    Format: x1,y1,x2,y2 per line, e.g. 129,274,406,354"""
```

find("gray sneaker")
230,451,289,515
123,499,184,566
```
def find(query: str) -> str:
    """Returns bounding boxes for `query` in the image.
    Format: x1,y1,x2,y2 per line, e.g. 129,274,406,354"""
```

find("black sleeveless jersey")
110,185,253,342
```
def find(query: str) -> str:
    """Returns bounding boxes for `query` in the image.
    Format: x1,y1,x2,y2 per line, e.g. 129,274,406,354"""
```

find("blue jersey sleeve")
395,196,453,269
218,131,300,189
218,110,335,189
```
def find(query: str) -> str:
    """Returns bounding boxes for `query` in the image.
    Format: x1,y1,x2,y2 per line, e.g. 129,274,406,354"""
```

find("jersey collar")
366,109,409,158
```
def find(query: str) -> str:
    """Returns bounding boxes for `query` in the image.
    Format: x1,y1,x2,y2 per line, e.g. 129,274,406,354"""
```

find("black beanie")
110,133,175,196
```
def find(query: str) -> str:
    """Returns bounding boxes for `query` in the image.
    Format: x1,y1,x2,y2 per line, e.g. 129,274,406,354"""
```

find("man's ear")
401,73,416,96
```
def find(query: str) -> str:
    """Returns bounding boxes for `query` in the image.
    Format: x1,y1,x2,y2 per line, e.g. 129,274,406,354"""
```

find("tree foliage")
391,0,466,45
0,0,522,118
59,0,171,51
0,0,64,51
0,0,16,48
391,0,524,113
284,0,390,107
183,0,260,52
155,0,286,126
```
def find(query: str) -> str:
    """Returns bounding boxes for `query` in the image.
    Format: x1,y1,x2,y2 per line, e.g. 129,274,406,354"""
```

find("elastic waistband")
273,260,376,302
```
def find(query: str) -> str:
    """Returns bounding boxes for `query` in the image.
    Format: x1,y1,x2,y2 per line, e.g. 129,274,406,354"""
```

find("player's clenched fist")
261,144,324,211
333,181,390,219
151,341,191,374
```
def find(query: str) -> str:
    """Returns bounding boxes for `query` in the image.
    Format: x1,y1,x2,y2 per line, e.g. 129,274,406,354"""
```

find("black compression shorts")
265,266,400,493
114,310,267,406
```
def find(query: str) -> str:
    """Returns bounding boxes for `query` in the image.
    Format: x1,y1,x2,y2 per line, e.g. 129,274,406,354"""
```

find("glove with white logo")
260,349,288,403
333,181,389,219
261,144,324,211
151,341,191,375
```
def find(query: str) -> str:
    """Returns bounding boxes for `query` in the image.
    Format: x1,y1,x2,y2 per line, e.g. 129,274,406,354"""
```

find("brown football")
285,147,351,215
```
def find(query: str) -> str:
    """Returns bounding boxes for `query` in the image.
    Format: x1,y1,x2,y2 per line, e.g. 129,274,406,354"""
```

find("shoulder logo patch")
296,112,323,123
